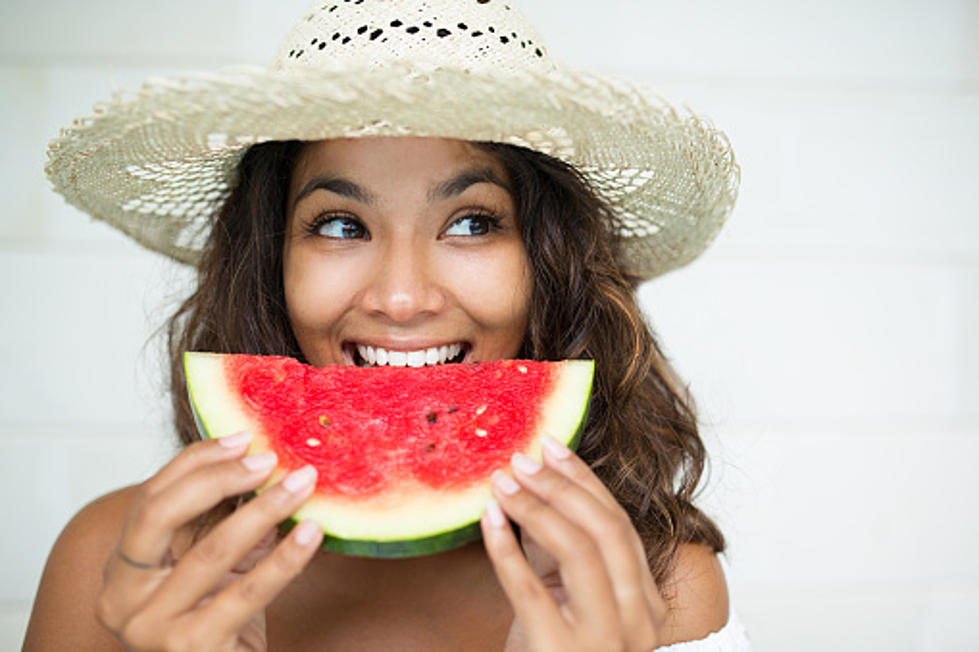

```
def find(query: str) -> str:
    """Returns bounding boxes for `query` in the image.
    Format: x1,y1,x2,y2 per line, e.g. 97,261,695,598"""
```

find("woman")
27,2,746,650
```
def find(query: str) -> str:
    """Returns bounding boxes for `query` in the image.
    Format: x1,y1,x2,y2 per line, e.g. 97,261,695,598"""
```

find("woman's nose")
359,241,446,323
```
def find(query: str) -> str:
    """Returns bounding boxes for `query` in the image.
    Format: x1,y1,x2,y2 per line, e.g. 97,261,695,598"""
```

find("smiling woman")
27,1,748,651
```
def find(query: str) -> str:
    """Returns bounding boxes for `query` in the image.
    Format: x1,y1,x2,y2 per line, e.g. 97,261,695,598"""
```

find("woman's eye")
313,216,367,239
444,214,497,237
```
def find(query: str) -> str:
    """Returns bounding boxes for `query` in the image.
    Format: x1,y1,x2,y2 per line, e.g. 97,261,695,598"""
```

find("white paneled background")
1,0,976,649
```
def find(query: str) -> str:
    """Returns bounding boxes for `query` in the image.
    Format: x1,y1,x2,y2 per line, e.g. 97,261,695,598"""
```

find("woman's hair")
167,139,724,585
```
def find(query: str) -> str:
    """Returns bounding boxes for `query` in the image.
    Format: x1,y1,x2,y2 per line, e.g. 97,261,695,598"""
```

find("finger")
192,518,323,642
480,498,570,649
150,465,318,617
542,436,664,611
510,452,663,646
119,450,279,570
142,431,255,496
540,434,621,512
490,470,620,637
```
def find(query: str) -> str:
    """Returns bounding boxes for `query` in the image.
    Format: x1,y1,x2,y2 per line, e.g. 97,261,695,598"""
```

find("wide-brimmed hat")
45,0,739,280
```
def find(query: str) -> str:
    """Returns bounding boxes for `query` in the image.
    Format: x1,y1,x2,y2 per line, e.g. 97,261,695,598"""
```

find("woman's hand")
481,435,666,652
95,432,323,651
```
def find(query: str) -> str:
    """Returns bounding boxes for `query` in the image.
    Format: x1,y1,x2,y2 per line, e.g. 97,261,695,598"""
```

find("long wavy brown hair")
167,138,724,586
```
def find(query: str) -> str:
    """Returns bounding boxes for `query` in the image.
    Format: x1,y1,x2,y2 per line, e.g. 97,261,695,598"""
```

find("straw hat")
45,0,739,280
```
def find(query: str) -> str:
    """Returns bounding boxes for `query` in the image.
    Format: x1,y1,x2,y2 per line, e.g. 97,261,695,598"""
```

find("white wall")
2,1,977,649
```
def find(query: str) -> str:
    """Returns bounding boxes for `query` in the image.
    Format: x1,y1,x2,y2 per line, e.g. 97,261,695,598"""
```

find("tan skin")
24,138,729,651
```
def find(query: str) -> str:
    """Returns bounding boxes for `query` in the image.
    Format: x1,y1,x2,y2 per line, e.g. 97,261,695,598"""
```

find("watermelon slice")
183,352,594,558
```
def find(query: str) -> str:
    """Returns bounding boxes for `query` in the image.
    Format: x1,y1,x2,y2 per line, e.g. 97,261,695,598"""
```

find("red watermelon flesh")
184,352,594,557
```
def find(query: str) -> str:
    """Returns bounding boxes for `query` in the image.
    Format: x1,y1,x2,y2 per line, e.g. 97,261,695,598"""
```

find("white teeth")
355,343,465,367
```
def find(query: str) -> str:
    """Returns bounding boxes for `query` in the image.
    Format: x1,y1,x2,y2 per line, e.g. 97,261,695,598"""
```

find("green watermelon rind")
183,352,594,558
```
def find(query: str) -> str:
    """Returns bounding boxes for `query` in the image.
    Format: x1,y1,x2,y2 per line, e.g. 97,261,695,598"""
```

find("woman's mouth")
345,342,471,367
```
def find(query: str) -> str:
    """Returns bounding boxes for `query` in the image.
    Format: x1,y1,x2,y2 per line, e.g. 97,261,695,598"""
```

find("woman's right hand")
95,432,323,651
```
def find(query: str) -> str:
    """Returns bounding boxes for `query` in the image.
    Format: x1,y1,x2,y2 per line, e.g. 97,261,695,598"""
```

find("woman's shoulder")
658,543,732,646
22,485,140,651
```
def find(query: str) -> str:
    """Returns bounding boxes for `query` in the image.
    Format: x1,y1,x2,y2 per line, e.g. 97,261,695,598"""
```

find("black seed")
342,36,351,43
488,26,495,33
333,32,340,40
423,20,432,27
500,36,509,43
319,41,327,49
406,25,420,33
477,0,490,4
471,30,482,36
390,19,403,27
311,38,318,45
357,25,368,34
425,443,436,452
370,28,383,40
520,41,525,47
535,47,543,57
296,49,304,57
426,411,438,424
289,49,295,56
458,22,468,29
436,28,451,37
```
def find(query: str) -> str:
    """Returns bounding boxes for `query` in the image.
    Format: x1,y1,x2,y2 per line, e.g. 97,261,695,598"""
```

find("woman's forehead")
289,137,511,201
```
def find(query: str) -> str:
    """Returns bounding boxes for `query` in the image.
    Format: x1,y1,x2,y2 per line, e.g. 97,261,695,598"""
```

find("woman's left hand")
481,435,666,652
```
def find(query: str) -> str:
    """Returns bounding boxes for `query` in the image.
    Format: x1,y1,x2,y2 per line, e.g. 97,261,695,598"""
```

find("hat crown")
273,0,554,75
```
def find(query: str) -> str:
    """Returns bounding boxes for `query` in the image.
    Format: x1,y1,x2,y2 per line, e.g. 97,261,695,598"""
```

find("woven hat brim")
45,62,739,279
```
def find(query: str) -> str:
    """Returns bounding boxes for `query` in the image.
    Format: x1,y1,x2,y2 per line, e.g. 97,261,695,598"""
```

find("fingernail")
283,465,317,493
241,451,277,471
511,452,542,475
219,431,253,448
484,498,506,528
293,519,321,546
541,434,572,460
491,470,520,496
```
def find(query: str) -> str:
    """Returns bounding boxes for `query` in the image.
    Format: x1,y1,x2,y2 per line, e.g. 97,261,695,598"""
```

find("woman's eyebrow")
428,166,511,202
293,176,377,210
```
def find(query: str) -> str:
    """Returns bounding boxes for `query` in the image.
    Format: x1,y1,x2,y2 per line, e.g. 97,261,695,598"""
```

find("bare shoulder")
22,485,139,651
657,543,730,646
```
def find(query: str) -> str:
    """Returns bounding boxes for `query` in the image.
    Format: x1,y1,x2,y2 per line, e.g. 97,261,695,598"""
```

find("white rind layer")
184,352,594,542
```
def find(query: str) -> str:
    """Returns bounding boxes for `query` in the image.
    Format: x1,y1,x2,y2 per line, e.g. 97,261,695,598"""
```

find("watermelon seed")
475,404,487,415
448,406,458,413
475,429,488,437
318,415,331,427
426,411,438,424
306,437,322,447
425,443,436,451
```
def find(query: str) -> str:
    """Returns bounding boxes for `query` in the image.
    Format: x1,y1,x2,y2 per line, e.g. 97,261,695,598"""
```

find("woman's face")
283,137,532,368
